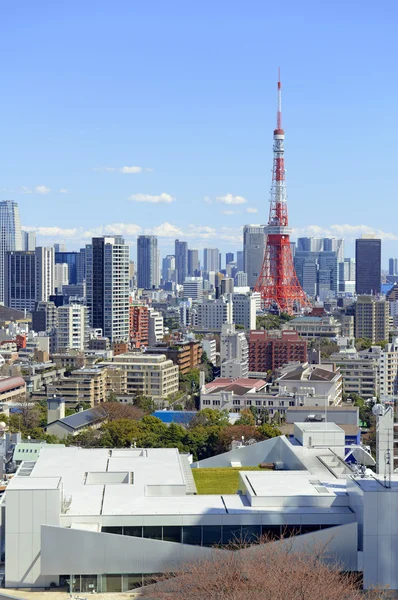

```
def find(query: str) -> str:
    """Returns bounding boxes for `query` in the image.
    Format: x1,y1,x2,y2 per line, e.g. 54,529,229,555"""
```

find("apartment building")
55,367,108,406
146,341,202,375
106,353,179,404
380,338,398,401
355,295,389,343
323,347,380,400
287,315,341,339
129,304,149,348
249,329,307,374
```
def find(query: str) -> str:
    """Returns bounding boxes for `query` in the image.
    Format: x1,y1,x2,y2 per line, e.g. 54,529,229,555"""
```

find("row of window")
101,524,333,547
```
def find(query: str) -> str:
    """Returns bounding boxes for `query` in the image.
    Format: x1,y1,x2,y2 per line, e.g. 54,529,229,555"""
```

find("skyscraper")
226,252,234,266
23,231,36,251
389,258,398,277
187,249,199,276
35,247,55,302
87,236,130,342
243,225,266,288
5,251,36,311
203,248,220,273
175,239,188,285
137,235,159,289
0,201,22,303
355,236,381,295
236,250,244,272
162,255,175,283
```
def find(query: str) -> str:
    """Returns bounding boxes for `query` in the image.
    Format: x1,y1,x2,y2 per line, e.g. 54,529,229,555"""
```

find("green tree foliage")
355,337,373,351
189,408,230,428
133,395,156,414
236,408,255,426
256,312,293,330
257,423,282,439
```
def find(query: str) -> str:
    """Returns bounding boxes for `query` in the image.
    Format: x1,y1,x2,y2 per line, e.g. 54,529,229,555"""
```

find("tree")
93,402,144,422
236,408,255,426
8,396,42,433
355,337,373,351
142,536,384,599
100,419,141,447
189,408,230,429
133,395,155,414
217,425,261,452
258,422,282,439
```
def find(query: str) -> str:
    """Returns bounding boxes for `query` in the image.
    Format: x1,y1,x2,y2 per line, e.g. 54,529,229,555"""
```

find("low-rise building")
323,347,380,399
106,353,179,405
55,367,108,406
146,341,202,375
286,315,342,338
0,376,26,403
277,363,342,407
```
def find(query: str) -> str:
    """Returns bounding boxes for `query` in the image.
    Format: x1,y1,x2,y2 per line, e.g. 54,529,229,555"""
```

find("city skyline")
1,2,398,263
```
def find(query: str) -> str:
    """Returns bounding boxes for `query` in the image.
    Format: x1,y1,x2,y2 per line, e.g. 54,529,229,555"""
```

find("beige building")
355,295,389,343
323,347,380,400
380,338,398,401
105,353,179,405
55,366,127,406
286,315,341,339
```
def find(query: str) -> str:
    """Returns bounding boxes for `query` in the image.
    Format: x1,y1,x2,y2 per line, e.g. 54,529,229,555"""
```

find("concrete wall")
5,486,62,588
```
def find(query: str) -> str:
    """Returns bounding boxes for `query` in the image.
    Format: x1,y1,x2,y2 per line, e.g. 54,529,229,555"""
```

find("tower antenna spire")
277,67,282,131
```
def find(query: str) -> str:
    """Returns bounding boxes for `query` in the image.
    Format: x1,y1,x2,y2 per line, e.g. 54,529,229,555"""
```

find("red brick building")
129,304,149,348
249,329,307,373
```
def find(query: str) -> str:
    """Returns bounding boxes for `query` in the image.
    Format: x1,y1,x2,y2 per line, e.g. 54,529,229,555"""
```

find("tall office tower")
290,241,296,258
88,236,130,343
355,295,389,343
55,251,80,284
0,201,23,303
236,250,244,272
137,235,159,289
35,247,55,302
297,237,323,253
221,278,234,295
318,251,338,299
389,258,398,277
175,239,188,285
76,248,86,284
226,252,234,267
187,249,199,276
355,236,381,295
23,231,36,251
54,263,69,293
53,243,67,253
323,238,344,263
57,303,89,352
5,251,36,311
339,258,356,293
243,225,266,287
203,248,220,273
234,271,247,287
220,322,249,378
161,255,175,283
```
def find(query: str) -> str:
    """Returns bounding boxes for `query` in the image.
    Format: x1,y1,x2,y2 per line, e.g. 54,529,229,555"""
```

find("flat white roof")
295,422,344,433
242,471,345,498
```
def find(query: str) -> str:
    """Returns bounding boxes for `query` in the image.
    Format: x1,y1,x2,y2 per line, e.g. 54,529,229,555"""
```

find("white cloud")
95,166,151,174
59,188,68,194
21,186,33,194
217,193,247,205
129,193,175,204
23,225,77,237
146,222,183,238
35,185,51,195
103,223,142,236
292,223,398,242
246,207,258,214
221,210,236,215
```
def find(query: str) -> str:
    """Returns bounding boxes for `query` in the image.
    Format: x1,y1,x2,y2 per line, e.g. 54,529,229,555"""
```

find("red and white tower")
255,72,310,315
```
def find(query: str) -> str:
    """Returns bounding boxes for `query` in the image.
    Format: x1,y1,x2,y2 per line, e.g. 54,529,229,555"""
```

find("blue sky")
1,0,397,265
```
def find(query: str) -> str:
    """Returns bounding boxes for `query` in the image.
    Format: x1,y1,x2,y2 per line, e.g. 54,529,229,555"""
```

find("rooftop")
278,365,337,382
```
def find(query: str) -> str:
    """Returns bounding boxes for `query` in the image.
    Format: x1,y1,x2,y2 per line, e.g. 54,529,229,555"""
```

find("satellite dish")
372,404,385,417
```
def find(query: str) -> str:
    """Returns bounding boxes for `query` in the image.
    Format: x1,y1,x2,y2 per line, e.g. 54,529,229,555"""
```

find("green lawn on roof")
192,466,264,495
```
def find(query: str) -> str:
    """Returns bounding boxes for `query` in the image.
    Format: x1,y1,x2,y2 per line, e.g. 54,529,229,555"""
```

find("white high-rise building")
232,293,257,330
0,201,23,303
220,322,249,378
54,263,69,293
380,337,398,401
35,247,55,302
148,309,164,345
183,277,203,301
23,231,36,251
57,303,89,352
243,225,266,288
87,236,130,343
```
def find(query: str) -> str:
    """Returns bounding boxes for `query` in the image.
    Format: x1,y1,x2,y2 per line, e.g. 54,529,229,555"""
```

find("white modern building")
4,413,398,593
54,263,69,293
232,292,256,330
220,322,248,378
201,338,217,365
148,309,164,345
56,303,89,352
379,337,398,401
197,297,233,331
36,246,55,302
183,277,203,301
243,224,266,288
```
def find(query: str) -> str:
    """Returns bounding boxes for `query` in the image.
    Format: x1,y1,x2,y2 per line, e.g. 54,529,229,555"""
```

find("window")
163,526,181,543
123,526,142,537
202,525,222,547
182,526,201,545
143,526,162,540
102,526,123,535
